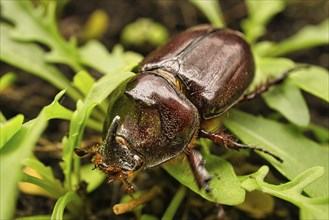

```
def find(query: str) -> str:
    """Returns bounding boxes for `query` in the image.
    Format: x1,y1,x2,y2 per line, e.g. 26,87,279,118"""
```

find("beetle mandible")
75,25,282,192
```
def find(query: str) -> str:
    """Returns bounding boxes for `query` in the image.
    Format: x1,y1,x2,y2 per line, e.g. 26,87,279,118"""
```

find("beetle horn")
104,116,120,146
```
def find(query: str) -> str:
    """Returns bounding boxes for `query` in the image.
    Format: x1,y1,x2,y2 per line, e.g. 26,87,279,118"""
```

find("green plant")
0,1,328,219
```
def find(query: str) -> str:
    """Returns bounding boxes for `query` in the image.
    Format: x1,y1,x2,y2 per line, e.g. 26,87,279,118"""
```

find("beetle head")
74,116,143,186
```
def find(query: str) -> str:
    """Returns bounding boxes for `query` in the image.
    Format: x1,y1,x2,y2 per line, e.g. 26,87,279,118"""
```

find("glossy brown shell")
140,25,255,119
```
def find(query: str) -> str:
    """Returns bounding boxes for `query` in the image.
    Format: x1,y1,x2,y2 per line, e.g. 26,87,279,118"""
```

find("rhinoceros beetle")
75,25,282,193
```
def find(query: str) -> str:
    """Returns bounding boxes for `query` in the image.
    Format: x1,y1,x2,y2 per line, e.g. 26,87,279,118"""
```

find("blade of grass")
162,186,186,220
51,191,82,220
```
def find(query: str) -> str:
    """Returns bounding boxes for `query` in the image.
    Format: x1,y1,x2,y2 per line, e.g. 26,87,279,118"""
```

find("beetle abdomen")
140,25,255,119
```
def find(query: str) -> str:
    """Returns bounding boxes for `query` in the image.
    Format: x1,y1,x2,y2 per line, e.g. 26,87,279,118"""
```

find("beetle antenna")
74,144,100,157
74,148,89,157
104,116,120,146
200,130,283,162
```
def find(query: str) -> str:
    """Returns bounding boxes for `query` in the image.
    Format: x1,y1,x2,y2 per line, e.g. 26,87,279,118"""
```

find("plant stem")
113,186,162,215
162,185,186,220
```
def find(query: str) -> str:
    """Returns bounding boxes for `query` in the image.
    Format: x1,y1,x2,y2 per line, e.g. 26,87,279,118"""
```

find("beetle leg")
240,65,308,101
200,130,283,162
121,175,135,194
185,148,212,192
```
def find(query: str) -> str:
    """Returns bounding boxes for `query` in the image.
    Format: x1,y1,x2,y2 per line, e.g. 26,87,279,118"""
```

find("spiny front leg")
185,148,212,192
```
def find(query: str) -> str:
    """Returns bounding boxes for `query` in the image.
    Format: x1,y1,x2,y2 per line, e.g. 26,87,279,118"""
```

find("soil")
1,1,328,220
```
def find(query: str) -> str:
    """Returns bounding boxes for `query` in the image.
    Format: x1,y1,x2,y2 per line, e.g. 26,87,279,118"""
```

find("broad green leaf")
223,110,328,198
1,1,83,71
289,66,329,102
121,18,169,46
242,0,286,43
241,166,328,220
263,82,310,127
0,72,17,91
51,191,82,220
0,23,81,101
267,19,329,56
0,114,24,148
79,42,143,75
73,71,95,96
0,91,66,220
163,154,245,205
189,0,225,28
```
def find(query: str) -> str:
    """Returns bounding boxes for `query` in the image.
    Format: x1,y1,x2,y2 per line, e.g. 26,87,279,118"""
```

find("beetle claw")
122,178,135,194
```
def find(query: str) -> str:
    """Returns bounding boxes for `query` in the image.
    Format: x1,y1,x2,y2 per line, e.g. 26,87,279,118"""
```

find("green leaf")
189,0,225,28
241,166,328,220
242,0,286,43
73,71,95,96
121,18,169,46
0,72,17,91
21,173,62,199
79,41,143,75
289,66,329,102
73,164,105,193
1,1,83,71
0,91,67,220
249,56,295,92
0,23,81,101
0,112,6,123
163,154,245,205
39,90,73,121
267,19,329,56
263,81,310,127
51,191,82,220
0,114,24,148
223,110,329,198
21,157,66,198
306,123,329,144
